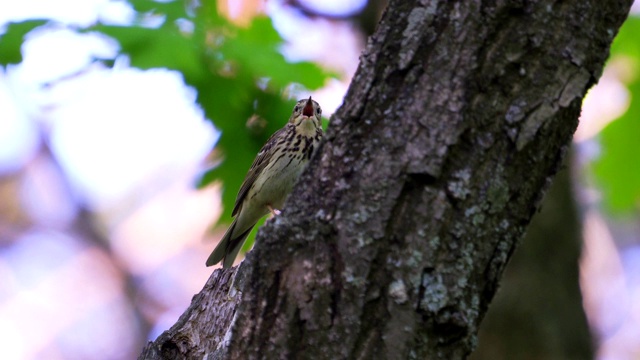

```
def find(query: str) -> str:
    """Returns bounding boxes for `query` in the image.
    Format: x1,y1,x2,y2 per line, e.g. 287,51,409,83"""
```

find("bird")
206,96,324,268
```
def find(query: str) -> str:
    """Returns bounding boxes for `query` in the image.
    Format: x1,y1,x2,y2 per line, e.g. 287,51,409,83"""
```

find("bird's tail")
206,219,255,268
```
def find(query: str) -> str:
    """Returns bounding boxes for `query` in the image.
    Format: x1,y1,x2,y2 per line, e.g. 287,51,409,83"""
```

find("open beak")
302,96,314,117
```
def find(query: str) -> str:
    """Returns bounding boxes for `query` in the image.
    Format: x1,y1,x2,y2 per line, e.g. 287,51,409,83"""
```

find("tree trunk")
140,0,632,359
470,156,594,359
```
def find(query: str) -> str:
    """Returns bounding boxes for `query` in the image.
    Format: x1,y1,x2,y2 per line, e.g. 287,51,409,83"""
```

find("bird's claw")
267,205,281,217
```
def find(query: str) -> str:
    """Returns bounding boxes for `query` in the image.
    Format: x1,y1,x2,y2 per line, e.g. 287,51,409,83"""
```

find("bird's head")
289,96,322,131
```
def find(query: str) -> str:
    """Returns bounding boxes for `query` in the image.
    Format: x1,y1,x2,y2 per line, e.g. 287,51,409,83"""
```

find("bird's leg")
267,204,281,217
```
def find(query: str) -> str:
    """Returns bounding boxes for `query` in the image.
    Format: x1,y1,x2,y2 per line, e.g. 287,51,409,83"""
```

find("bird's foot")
267,205,281,217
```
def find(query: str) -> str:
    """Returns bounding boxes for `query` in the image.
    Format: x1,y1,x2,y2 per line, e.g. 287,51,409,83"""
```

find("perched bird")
206,97,324,268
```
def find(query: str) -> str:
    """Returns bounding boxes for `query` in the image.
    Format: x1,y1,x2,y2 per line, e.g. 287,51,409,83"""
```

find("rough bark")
140,0,631,359
470,158,594,359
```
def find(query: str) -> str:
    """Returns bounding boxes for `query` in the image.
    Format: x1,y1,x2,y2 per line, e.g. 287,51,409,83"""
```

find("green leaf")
0,20,48,66
129,0,188,21
592,16,640,213
241,217,266,253
88,24,208,82
219,16,330,90
592,80,640,212
609,16,640,59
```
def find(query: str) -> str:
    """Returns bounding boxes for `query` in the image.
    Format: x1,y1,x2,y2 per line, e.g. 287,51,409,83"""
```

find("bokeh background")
0,1,639,359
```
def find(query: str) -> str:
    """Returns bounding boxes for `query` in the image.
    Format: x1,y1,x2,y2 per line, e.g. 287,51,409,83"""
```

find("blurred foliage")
592,15,640,213
0,20,47,65
0,0,332,249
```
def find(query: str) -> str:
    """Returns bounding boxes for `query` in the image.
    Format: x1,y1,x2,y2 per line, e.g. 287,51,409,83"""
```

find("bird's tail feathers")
206,220,255,268
222,225,253,268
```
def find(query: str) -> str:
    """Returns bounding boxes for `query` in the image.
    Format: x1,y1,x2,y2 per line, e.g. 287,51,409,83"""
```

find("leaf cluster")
592,15,640,213
0,0,331,237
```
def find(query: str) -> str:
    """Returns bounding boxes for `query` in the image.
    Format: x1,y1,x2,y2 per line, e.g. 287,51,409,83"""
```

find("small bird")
206,97,324,268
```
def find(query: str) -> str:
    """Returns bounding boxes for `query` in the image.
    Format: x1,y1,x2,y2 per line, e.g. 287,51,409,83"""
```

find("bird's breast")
249,135,319,210
296,118,318,137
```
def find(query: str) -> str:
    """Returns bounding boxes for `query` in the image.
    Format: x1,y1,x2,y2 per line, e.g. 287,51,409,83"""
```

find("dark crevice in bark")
288,307,306,359
256,270,282,354
328,235,343,325
352,293,385,358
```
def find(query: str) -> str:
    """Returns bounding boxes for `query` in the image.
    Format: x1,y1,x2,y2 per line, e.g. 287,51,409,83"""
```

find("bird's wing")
232,126,289,216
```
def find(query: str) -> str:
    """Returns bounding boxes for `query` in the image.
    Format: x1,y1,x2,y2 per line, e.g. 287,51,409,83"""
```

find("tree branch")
140,0,632,358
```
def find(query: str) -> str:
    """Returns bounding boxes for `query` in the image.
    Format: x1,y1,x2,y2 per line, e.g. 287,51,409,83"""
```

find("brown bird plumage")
206,97,323,268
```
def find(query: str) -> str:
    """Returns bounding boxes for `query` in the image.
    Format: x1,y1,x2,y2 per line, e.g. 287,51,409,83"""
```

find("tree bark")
140,0,632,359
470,157,594,360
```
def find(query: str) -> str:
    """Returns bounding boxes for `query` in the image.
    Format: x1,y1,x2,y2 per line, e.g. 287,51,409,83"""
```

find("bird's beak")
303,96,314,117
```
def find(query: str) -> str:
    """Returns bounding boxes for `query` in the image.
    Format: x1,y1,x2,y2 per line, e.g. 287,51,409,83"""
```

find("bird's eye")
294,106,300,112
316,108,322,114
